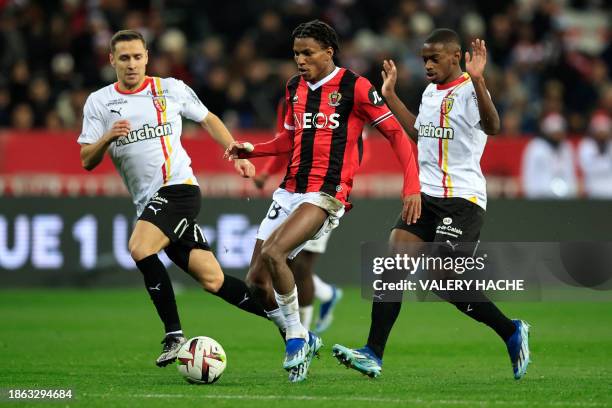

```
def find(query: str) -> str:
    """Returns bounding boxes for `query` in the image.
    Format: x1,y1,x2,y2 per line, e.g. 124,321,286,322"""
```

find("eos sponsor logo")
418,122,454,139
116,123,172,146
294,112,340,130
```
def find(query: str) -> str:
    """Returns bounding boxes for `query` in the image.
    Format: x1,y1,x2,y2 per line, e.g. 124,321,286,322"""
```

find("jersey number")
267,203,282,220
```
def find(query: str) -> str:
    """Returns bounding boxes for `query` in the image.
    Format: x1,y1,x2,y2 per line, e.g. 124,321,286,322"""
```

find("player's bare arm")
465,39,500,135
381,59,418,143
80,120,131,170
200,112,255,178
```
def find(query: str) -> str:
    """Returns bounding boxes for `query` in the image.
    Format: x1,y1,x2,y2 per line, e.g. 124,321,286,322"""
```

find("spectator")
251,10,290,59
500,110,523,138
0,87,11,127
0,0,608,132
11,103,34,130
577,113,612,198
521,113,578,198
28,77,53,127
45,110,63,130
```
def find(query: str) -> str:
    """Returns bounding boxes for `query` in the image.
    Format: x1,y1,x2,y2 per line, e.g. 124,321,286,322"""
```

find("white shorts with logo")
256,188,345,259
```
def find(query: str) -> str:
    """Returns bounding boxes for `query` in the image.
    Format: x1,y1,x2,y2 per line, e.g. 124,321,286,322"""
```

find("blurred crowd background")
0,0,610,198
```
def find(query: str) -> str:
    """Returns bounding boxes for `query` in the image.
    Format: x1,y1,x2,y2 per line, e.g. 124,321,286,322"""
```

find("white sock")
299,305,314,330
275,286,308,340
313,274,333,302
265,307,287,330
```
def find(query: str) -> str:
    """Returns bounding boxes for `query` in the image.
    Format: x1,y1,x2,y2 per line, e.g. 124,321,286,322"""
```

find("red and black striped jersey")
245,67,419,210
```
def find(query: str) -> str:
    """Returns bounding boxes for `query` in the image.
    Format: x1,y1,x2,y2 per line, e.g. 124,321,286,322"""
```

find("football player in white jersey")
78,30,271,367
333,29,530,380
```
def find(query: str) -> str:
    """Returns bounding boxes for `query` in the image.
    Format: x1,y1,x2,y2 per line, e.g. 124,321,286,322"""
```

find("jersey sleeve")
260,154,290,175
77,94,105,144
177,80,209,122
238,129,294,159
353,77,394,127
465,86,484,129
354,77,420,196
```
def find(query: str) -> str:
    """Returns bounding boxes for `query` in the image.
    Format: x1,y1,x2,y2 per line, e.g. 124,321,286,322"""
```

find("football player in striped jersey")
226,20,421,382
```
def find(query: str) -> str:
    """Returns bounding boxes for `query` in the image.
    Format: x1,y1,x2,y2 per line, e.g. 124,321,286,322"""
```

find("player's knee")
129,241,157,262
201,270,223,293
260,244,285,271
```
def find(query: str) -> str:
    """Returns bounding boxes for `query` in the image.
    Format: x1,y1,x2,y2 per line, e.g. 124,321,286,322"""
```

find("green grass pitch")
1,288,611,407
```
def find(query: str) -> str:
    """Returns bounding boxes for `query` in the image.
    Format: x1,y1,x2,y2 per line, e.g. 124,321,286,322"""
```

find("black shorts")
139,184,210,251
393,193,485,244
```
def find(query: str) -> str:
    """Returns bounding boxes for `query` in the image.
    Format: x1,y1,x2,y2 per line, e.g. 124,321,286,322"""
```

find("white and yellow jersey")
414,73,488,209
78,76,208,215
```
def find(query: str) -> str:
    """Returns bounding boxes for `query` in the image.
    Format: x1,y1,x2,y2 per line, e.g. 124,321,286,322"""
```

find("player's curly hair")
292,20,339,57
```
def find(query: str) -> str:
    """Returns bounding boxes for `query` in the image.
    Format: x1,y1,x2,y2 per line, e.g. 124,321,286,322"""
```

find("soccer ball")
177,336,227,384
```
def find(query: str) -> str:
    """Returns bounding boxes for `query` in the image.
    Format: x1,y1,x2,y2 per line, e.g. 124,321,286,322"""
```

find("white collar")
306,66,340,91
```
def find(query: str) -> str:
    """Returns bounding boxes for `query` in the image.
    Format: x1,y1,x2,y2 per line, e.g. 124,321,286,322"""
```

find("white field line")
81,393,608,407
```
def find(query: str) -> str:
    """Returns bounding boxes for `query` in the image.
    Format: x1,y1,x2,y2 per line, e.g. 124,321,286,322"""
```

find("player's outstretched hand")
106,120,131,141
402,193,421,225
234,158,255,178
224,141,254,161
252,173,269,189
381,59,398,98
465,38,487,80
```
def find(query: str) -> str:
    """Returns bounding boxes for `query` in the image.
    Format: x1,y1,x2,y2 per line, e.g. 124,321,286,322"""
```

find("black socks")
436,289,516,341
450,299,516,341
366,301,402,359
212,274,268,319
136,254,181,333
365,291,516,361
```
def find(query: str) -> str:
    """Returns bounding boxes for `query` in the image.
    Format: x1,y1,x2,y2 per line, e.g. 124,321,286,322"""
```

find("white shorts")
303,230,332,254
256,188,345,259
